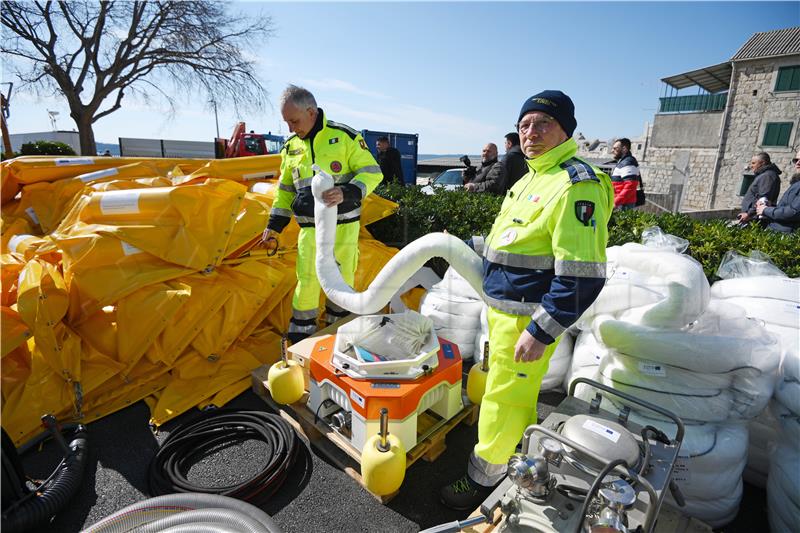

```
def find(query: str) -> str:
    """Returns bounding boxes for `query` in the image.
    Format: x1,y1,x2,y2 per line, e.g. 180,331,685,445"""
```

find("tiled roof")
731,26,800,61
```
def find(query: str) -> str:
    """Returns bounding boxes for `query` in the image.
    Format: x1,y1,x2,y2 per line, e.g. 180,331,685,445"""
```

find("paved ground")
21,387,766,533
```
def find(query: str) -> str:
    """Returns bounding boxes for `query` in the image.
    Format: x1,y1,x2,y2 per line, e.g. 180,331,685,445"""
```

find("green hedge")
20,140,76,156
367,184,800,280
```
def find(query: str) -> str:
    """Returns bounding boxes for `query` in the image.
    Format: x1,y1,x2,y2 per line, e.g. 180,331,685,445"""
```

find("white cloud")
298,78,389,100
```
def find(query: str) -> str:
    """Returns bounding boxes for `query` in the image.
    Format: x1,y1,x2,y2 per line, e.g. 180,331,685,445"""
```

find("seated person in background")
757,150,800,233
738,151,781,225
465,143,502,194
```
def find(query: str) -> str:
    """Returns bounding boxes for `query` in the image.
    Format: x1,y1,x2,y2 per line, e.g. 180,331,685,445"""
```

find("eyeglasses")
517,118,554,135
793,158,799,165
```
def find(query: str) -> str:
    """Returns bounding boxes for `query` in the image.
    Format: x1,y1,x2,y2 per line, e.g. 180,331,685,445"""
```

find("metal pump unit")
479,378,686,533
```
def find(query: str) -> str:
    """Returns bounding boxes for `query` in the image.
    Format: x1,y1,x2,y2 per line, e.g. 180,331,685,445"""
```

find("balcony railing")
658,93,727,113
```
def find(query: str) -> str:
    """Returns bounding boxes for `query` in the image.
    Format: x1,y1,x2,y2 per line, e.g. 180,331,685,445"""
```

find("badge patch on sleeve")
574,200,595,226
329,137,339,145
330,161,342,173
358,139,368,150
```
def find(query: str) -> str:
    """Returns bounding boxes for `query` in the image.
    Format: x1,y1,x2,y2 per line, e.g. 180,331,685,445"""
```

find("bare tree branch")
1,0,273,155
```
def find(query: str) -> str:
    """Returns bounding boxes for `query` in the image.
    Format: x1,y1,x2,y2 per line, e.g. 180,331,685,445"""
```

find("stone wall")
714,56,800,209
651,112,722,148
640,147,718,211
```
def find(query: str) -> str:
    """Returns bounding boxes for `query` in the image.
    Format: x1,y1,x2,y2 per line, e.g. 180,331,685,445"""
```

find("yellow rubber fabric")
292,221,360,312
473,307,561,465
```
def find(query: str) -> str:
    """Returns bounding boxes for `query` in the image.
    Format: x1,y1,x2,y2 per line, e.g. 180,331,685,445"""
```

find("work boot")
440,474,493,510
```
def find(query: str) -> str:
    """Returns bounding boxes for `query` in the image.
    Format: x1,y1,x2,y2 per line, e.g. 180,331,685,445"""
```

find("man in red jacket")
610,138,640,210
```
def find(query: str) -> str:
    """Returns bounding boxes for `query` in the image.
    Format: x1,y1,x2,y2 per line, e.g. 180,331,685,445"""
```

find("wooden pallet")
251,365,479,503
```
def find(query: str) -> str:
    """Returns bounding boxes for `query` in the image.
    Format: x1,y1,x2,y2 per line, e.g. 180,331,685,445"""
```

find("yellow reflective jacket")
475,138,613,344
267,109,382,230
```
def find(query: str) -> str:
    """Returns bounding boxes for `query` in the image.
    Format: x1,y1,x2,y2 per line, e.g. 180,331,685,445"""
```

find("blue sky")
8,1,799,153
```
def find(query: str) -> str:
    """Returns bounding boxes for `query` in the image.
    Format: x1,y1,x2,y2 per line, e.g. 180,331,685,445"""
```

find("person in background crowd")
498,132,528,192
738,151,781,225
441,90,613,510
376,135,404,185
757,150,800,233
262,85,382,343
464,143,501,193
610,138,640,210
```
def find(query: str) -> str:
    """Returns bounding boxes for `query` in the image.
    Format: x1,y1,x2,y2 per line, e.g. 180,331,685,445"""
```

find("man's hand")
514,329,547,363
322,186,344,207
737,212,751,223
261,227,276,244
464,183,477,192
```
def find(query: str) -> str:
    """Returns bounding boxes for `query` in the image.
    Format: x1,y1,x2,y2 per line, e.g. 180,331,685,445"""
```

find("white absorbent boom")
311,165,484,314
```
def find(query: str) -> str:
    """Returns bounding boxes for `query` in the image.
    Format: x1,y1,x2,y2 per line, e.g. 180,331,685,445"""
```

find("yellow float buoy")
466,341,490,405
361,408,406,496
267,336,305,405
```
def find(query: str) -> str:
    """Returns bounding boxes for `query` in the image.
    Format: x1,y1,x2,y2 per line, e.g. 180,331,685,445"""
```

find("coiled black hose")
149,410,299,506
1,426,88,533
574,458,629,533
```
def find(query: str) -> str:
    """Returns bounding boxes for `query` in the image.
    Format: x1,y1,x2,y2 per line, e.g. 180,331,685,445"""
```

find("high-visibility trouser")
288,221,360,343
468,306,561,487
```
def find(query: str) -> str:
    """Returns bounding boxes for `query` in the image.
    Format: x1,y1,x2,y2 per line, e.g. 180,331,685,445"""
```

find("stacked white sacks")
419,267,484,360
710,275,800,531
566,240,781,528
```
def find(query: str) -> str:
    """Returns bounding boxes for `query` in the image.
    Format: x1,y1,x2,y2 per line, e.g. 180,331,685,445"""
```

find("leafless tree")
1,1,273,155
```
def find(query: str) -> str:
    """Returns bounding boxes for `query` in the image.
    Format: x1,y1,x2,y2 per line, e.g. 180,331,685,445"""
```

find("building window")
762,122,793,146
775,66,800,92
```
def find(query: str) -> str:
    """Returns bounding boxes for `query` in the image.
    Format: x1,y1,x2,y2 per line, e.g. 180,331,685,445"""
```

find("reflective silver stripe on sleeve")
270,207,293,218
484,295,539,315
472,235,485,256
338,207,361,220
292,308,319,321
532,306,566,339
354,165,381,175
332,172,355,184
295,215,314,225
351,180,367,198
485,248,555,269
295,177,314,189
279,182,296,193
554,260,607,278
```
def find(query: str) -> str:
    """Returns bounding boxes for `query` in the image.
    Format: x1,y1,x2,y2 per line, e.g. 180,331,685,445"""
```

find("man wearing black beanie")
441,90,615,510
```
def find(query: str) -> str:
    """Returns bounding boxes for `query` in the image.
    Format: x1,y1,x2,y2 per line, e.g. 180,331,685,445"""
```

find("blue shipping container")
361,130,419,185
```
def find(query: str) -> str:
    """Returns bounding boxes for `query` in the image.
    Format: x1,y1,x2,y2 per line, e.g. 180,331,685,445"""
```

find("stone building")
641,26,800,212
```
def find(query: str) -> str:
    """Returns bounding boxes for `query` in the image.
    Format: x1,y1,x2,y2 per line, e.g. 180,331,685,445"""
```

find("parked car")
420,168,465,194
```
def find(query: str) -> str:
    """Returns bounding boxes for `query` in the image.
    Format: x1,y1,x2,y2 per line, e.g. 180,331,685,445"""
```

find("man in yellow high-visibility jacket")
263,85,383,343
441,90,614,510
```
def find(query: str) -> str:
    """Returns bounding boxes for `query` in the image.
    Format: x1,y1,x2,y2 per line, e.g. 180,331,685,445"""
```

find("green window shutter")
762,122,793,146
775,66,800,92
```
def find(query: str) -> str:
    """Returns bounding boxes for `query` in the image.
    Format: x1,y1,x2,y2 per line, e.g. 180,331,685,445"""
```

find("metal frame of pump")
478,378,686,533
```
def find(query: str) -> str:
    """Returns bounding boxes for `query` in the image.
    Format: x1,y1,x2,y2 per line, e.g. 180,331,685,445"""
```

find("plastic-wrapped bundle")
420,267,484,360
768,443,800,533
540,331,574,391
597,302,781,421
608,243,710,328
710,275,800,302
745,404,781,488
562,327,612,396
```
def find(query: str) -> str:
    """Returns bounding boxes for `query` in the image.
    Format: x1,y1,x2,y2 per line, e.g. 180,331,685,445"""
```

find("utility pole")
210,99,220,138
0,83,12,157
